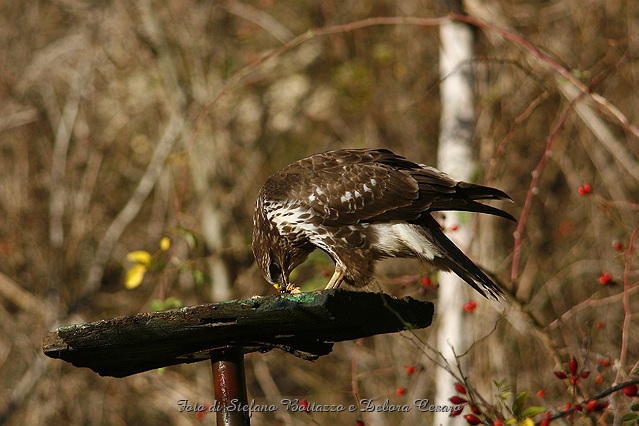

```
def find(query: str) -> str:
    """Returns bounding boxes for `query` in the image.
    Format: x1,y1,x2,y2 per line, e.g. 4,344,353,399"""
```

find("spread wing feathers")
283,148,514,226
417,214,505,300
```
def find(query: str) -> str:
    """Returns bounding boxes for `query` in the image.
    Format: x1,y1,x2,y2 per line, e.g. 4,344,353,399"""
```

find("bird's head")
252,221,313,293
263,253,288,293
252,241,296,293
251,225,288,294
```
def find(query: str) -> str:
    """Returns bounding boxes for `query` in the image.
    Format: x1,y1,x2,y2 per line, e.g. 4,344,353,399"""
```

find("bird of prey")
252,148,515,300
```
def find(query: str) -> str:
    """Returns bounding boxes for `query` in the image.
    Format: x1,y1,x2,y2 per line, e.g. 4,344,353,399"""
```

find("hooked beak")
272,273,290,294
274,278,302,295
275,279,295,294
268,263,298,293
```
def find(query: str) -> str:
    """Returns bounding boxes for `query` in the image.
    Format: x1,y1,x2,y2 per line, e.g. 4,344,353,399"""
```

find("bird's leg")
324,264,345,290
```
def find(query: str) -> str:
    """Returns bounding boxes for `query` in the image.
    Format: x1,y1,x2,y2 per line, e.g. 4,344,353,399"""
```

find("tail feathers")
418,214,505,300
451,201,516,222
457,182,513,202
426,182,517,222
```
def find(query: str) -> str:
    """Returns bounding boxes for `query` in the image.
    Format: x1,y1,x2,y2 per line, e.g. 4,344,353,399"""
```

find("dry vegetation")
1,0,638,425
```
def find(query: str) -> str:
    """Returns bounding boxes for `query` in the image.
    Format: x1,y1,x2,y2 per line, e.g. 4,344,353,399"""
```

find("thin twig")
544,377,639,424
223,0,294,43
546,285,639,331
616,226,638,382
252,357,295,425
485,91,550,184
83,113,185,303
510,101,576,284
450,13,639,140
192,16,447,131
49,61,92,249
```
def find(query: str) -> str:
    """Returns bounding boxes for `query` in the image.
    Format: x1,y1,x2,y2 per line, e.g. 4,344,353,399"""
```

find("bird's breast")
266,203,318,239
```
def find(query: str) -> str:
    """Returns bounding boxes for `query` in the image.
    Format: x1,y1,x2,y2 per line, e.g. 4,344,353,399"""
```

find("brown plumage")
252,148,515,300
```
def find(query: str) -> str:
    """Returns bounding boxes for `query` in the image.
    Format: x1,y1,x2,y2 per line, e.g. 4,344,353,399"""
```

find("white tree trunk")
434,17,475,426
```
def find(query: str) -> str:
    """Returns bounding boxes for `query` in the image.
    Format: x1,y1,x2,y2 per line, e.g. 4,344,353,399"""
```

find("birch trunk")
434,15,476,426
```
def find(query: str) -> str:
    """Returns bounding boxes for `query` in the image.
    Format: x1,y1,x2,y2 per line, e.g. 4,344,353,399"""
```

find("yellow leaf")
160,237,170,251
127,250,152,266
519,419,535,426
125,264,147,289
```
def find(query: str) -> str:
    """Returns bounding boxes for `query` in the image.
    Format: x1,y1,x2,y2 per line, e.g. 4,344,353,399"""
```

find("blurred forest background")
1,0,638,424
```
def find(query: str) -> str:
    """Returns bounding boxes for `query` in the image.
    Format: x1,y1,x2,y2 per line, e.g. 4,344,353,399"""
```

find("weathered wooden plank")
43,289,433,377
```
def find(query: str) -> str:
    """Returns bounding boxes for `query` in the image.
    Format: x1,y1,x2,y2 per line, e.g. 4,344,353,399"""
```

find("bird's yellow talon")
288,285,302,294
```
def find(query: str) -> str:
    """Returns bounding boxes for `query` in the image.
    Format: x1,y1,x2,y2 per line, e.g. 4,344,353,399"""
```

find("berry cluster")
448,382,486,424
553,356,590,385
439,356,639,425
577,183,592,195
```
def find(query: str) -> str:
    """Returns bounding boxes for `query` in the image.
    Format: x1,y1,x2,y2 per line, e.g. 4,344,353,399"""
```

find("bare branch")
84,113,185,300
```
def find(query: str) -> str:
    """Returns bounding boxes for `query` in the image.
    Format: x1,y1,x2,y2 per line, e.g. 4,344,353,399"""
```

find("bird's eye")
268,263,282,283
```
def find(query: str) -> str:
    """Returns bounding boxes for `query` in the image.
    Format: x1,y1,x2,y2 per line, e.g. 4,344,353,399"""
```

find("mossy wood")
43,290,433,377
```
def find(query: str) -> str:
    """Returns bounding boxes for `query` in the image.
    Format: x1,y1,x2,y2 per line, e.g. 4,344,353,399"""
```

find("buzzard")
252,148,515,300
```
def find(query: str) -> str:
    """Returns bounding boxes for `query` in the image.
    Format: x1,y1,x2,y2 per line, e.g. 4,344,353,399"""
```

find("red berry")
450,396,468,405
455,382,467,395
537,389,545,398
574,404,583,412
421,277,431,286
470,405,481,415
493,419,504,426
580,370,590,379
464,414,484,425
406,366,415,375
450,406,464,417
396,387,406,396
586,400,597,412
299,399,309,412
464,301,477,313
564,403,571,411
578,184,592,195
594,375,604,385
623,384,638,397
599,272,612,285
554,371,568,380
599,357,611,367
568,357,578,376
450,224,459,231
614,241,624,251
540,419,550,426
356,420,365,426
596,321,605,329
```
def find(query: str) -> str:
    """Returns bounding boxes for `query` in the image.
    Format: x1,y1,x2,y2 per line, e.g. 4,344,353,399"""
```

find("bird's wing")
278,149,440,226
278,148,514,226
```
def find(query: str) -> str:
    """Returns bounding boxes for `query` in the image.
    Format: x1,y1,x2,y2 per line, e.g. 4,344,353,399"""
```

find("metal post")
211,348,250,426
